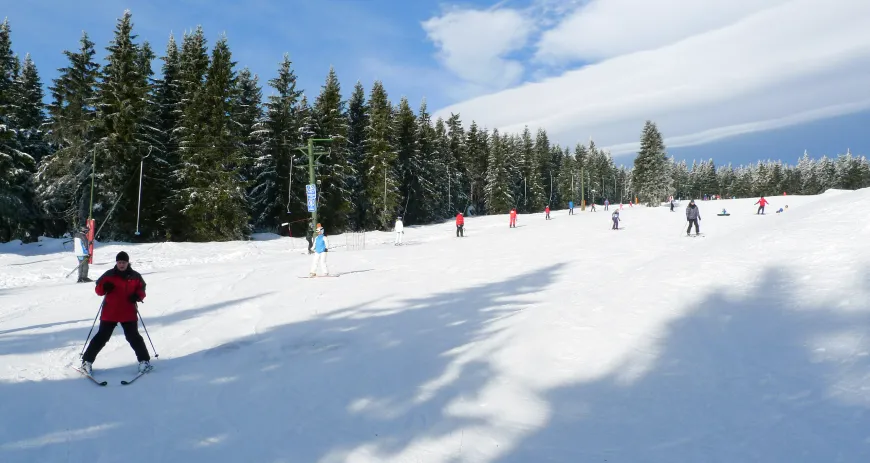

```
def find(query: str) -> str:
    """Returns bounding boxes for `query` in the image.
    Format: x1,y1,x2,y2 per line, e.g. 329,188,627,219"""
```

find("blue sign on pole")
306,184,317,212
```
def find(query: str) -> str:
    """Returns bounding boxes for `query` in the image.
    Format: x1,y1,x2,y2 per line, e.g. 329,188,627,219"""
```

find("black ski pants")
687,219,699,234
83,321,150,363
757,205,765,214
456,225,464,237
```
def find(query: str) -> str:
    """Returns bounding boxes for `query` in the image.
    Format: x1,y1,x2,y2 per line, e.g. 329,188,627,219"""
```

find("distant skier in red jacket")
545,205,551,220
80,251,152,375
509,208,517,228
456,212,464,237
755,197,769,214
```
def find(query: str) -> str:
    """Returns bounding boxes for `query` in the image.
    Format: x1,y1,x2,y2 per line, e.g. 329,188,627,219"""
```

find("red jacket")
456,213,464,225
510,210,517,219
95,267,146,322
757,197,768,206
545,206,550,213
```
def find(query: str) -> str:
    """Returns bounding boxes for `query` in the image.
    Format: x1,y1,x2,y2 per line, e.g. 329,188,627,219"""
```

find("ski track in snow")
2,189,870,462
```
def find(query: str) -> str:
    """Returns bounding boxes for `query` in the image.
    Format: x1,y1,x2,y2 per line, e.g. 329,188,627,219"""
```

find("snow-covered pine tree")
345,81,367,230
814,155,836,193
518,127,544,212
91,11,156,241
534,128,552,207
233,67,264,201
362,81,399,230
465,121,487,216
312,67,352,231
484,128,512,213
557,147,575,206
393,96,416,221
835,150,870,190
445,114,468,212
548,145,564,205
37,32,100,236
433,117,452,217
150,34,183,239
170,26,210,239
671,159,689,199
716,164,736,198
175,35,249,241
631,120,672,206
0,19,39,241
249,54,302,233
404,99,440,224
13,54,49,164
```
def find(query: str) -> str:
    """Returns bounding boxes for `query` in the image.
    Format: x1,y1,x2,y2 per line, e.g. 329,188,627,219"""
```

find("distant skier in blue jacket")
568,200,574,215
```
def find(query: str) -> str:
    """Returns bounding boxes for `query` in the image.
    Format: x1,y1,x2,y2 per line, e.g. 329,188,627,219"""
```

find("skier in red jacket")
455,212,464,237
80,251,152,375
545,205,551,220
755,197,769,214
509,208,517,228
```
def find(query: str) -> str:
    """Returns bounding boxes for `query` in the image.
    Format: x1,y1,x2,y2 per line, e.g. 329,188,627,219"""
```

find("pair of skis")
72,365,150,386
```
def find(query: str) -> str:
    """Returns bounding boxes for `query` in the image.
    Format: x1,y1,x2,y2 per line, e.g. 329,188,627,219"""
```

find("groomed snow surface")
2,190,870,463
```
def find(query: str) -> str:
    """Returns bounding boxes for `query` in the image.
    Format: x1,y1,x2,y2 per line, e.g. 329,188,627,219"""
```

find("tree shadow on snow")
0,264,566,463
488,266,870,463
3,264,870,462
0,294,273,358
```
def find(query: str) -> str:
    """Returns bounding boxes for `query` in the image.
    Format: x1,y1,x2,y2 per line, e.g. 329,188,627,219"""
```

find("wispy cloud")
429,0,870,155
421,6,536,91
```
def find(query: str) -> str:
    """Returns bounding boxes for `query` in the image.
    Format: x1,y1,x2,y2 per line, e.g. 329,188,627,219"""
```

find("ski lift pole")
135,146,152,236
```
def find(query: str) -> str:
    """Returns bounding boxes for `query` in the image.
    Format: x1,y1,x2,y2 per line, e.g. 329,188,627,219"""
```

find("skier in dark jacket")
80,251,152,375
305,224,315,254
686,200,701,235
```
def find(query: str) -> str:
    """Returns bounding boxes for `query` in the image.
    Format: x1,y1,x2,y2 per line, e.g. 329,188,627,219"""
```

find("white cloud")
535,0,794,63
422,7,535,90
431,0,870,156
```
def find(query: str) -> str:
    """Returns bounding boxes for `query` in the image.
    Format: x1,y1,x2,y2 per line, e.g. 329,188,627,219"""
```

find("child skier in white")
309,224,330,276
394,216,404,245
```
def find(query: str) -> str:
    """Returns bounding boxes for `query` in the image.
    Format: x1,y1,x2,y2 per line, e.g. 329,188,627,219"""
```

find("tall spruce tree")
631,120,672,206
345,81,367,230
519,127,544,212
37,32,100,235
393,96,416,220
0,19,39,241
91,11,155,240
250,54,302,232
406,99,441,224
312,67,352,231
484,128,512,213
151,34,182,238
432,117,451,216
465,121,487,215
13,54,48,164
175,35,249,240
233,67,263,184
361,80,399,230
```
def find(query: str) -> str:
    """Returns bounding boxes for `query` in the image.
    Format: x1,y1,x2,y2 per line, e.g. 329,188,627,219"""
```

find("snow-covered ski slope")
2,189,870,463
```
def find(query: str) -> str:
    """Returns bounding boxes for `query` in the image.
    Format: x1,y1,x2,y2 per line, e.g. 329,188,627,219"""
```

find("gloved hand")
128,293,140,303
324,249,328,252
103,282,115,293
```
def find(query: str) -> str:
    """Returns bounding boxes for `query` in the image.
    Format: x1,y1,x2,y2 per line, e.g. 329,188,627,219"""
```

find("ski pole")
137,308,159,358
79,300,104,359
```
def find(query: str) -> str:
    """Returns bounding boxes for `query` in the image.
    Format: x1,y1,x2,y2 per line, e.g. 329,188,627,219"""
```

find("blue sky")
4,0,869,167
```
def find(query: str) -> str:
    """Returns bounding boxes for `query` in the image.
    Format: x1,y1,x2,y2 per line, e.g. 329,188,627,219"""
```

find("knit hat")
116,251,129,262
